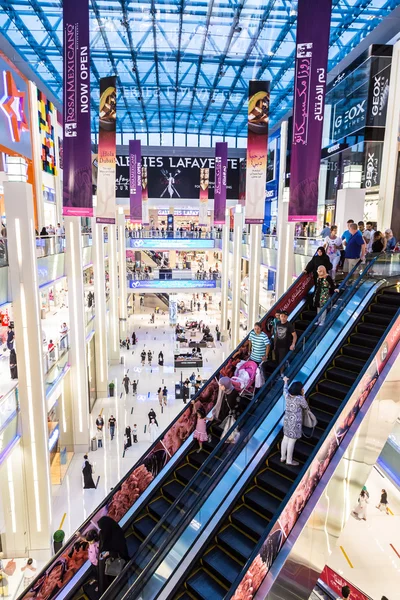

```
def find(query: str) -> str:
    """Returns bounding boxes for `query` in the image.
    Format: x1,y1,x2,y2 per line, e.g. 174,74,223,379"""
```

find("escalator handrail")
18,272,313,599
225,280,397,599
100,259,377,599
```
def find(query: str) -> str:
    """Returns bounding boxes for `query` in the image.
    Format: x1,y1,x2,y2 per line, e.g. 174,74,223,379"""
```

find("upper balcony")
126,231,216,250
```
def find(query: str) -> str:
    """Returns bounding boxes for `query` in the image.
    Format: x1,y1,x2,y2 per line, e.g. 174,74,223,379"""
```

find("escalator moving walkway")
173,285,400,600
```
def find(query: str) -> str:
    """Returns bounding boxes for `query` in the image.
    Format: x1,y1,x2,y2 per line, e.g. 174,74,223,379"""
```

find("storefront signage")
214,142,228,224
0,52,31,158
289,0,332,222
245,81,270,224
127,238,215,250
129,139,142,223
364,141,383,189
367,56,391,128
62,0,93,217
128,280,217,290
96,76,117,224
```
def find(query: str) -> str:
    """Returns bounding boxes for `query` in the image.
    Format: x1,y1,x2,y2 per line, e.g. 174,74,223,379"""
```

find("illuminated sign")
126,238,215,250
0,70,29,143
48,426,60,451
128,280,217,290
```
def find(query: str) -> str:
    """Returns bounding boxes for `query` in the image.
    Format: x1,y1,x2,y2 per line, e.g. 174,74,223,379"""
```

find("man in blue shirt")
249,322,271,364
341,219,355,245
344,223,366,273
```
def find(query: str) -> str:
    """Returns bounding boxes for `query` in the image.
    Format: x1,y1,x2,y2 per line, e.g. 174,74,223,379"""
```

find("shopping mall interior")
1,1,400,599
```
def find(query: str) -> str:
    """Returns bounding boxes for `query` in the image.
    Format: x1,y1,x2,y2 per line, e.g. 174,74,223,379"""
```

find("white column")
93,222,108,396
64,217,90,451
108,223,120,364
4,180,52,558
231,204,244,347
220,208,230,338
335,188,365,235
276,121,295,299
248,223,262,326
28,82,45,231
378,40,400,230
118,210,128,340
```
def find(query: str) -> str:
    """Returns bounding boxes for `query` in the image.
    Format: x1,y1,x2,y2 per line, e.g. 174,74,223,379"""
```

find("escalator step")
377,293,400,306
342,344,371,360
231,505,270,538
295,440,316,461
186,569,227,600
133,514,158,539
268,453,301,478
318,379,350,400
363,312,392,326
350,333,380,348
217,524,257,561
371,302,398,316
175,593,195,600
357,322,386,337
176,464,198,484
326,367,359,386
243,487,281,517
202,546,243,586
302,310,317,321
126,533,142,555
309,392,342,412
311,407,334,428
295,321,309,332
333,354,366,373
163,480,185,502
189,450,211,468
148,497,174,520
256,469,292,498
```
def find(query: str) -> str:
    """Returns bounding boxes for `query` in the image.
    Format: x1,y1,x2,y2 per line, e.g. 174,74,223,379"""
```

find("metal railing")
125,230,215,239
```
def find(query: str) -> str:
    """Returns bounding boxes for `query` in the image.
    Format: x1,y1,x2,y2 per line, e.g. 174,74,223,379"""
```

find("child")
193,407,212,453
132,424,138,443
132,380,137,394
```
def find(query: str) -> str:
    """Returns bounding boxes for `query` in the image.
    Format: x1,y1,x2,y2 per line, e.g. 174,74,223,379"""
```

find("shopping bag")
4,559,16,576
302,408,318,438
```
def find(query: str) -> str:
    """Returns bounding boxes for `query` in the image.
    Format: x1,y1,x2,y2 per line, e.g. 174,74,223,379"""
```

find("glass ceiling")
0,0,399,138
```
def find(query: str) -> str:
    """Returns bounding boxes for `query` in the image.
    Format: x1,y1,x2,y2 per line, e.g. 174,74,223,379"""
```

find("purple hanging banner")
214,142,228,225
62,0,93,217
289,0,332,222
129,140,142,223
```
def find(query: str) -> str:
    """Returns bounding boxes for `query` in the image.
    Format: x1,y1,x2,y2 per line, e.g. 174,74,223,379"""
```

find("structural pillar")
92,221,108,396
169,250,177,268
4,180,52,558
28,82,45,231
108,223,120,364
275,121,295,300
117,210,128,339
247,223,262,325
64,216,90,450
231,204,244,347
220,208,230,338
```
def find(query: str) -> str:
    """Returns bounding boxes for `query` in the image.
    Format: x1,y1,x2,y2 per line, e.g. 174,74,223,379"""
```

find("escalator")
171,284,400,600
155,292,169,310
19,273,315,600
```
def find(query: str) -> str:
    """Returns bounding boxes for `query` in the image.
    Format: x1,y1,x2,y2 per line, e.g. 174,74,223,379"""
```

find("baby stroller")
231,360,261,401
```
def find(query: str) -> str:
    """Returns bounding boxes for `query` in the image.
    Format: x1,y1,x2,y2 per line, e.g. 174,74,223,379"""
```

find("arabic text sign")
129,140,142,223
96,76,117,224
214,142,228,224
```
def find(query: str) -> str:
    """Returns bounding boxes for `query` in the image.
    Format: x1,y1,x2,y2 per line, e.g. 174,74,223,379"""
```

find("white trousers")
330,254,341,279
281,435,297,463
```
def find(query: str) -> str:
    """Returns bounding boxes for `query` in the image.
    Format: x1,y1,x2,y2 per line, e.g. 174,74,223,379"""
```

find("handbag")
104,556,125,577
4,559,16,576
303,408,318,438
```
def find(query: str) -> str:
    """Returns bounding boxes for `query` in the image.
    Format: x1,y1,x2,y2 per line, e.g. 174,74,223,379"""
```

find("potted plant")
109,381,115,397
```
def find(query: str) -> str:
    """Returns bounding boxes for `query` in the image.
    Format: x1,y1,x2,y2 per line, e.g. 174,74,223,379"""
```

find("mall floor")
327,465,400,600
50,296,231,542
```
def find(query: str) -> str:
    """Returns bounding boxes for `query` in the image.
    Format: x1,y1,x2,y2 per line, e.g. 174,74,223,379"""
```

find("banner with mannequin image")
214,142,228,224
199,167,209,226
129,140,142,223
245,80,270,224
289,0,332,222
142,165,149,225
62,0,93,217
96,76,117,224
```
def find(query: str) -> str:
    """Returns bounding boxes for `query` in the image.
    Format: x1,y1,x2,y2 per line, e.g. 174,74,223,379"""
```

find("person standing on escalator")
314,266,337,326
303,247,332,285
274,311,297,373
280,377,308,466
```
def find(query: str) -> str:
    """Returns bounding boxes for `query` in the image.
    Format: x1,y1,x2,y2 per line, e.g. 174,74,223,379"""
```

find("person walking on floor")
280,376,308,466
148,350,152,366
352,489,369,520
149,418,159,443
157,387,163,407
124,425,132,449
141,350,146,366
376,489,389,514
183,382,190,404
132,424,138,443
158,350,164,366
122,374,130,395
9,349,18,379
96,414,104,432
162,385,168,405
82,455,96,488
132,380,137,395
148,408,159,427
108,415,116,440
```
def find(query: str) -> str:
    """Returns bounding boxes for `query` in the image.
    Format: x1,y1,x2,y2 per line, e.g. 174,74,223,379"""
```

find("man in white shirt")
363,221,376,252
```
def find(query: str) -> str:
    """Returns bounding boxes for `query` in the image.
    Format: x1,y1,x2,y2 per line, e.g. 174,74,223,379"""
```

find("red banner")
320,566,371,600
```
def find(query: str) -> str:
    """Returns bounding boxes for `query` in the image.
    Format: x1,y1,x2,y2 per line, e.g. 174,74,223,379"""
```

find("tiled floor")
50,296,232,540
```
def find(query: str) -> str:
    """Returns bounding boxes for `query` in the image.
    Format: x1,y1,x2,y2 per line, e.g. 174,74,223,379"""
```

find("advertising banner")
142,165,149,225
129,140,142,223
128,280,217,290
96,76,117,224
245,80,270,224
127,238,215,250
214,142,228,224
62,0,93,217
289,0,332,222
320,566,371,600
232,312,400,600
238,158,246,207
199,168,209,226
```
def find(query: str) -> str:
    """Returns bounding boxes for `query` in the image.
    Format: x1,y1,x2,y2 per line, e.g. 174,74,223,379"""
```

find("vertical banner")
169,294,178,325
214,142,228,224
245,81,270,224
96,76,117,224
289,0,332,222
129,140,142,223
199,168,209,226
142,166,149,225
62,0,92,217
238,158,246,207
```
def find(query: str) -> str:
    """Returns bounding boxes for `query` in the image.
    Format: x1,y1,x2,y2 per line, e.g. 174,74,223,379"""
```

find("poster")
320,566,370,600
214,142,228,224
238,158,246,207
199,167,209,226
96,76,117,224
62,0,92,217
245,81,270,224
142,165,149,226
289,0,332,222
129,140,142,223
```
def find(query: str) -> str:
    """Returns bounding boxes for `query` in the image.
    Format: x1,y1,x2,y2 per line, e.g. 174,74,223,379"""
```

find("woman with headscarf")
82,455,96,489
213,377,243,424
304,247,332,284
98,516,129,592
